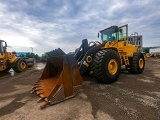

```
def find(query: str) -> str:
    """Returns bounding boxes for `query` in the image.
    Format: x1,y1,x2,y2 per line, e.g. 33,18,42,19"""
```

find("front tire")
13,59,27,73
93,49,121,84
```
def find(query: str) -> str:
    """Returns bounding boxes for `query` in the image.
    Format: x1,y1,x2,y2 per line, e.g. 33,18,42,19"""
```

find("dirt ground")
0,58,160,120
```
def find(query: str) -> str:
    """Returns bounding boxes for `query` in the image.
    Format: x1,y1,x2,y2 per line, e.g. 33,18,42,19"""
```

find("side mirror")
5,42,7,47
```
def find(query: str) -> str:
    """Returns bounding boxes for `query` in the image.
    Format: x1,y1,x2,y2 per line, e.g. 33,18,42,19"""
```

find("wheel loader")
32,24,145,108
0,40,29,73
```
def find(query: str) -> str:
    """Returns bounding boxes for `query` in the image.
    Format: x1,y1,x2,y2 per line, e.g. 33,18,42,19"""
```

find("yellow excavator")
32,24,145,108
0,40,30,73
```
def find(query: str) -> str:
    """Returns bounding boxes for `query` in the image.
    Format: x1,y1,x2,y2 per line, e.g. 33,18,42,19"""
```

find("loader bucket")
32,55,82,109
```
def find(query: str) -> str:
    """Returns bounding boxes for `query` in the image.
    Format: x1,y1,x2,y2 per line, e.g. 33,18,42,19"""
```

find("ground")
0,58,160,120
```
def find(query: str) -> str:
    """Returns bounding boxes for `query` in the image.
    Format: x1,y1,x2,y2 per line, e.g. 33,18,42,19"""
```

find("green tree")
41,53,48,59
26,52,40,59
34,54,39,59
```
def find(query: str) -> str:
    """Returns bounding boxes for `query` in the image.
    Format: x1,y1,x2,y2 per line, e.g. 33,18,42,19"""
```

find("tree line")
17,52,48,62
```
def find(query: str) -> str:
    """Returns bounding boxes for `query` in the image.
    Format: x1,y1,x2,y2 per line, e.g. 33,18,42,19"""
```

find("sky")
0,0,160,56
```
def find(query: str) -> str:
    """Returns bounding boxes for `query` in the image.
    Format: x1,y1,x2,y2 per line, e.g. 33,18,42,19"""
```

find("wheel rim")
20,62,26,69
139,58,144,69
108,59,118,75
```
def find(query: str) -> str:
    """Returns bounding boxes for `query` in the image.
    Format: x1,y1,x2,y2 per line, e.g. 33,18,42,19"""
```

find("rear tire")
13,59,27,73
92,49,121,84
127,52,145,74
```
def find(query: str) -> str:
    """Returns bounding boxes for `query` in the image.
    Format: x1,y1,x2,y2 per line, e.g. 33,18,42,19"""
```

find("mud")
0,58,160,120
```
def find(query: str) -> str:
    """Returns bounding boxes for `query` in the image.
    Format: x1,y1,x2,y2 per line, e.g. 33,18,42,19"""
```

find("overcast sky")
0,0,160,55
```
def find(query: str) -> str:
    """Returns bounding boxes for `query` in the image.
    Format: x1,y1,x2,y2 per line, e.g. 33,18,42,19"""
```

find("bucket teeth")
44,98,48,101
34,85,41,88
34,81,41,84
34,83,40,85
35,88,42,91
36,91,44,95
40,102,50,109
31,86,36,90
39,94,45,98
31,86,41,92
37,98,44,103
30,89,35,93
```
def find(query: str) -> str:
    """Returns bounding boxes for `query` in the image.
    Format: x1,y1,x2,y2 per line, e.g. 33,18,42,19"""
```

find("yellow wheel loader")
0,40,28,73
32,24,145,108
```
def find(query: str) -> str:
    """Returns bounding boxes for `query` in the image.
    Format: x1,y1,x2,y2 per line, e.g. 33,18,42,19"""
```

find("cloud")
0,0,160,55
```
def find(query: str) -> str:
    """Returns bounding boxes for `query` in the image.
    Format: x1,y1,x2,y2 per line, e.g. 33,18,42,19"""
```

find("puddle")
35,63,46,70
137,78,155,83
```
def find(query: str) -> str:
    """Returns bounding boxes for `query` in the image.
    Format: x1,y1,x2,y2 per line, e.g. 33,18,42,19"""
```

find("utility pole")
30,47,33,53
30,47,34,58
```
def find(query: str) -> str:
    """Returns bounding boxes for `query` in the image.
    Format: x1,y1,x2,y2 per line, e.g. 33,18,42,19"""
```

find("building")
128,33,143,51
16,52,27,57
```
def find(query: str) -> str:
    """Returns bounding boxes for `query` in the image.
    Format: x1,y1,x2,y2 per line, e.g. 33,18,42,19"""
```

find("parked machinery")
32,24,145,108
0,40,34,73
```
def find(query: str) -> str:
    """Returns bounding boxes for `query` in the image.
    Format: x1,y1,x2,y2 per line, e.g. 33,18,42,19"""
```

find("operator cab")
99,25,128,42
0,40,7,53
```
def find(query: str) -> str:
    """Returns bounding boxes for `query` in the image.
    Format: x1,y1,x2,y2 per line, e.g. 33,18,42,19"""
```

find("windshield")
0,41,7,53
100,26,118,42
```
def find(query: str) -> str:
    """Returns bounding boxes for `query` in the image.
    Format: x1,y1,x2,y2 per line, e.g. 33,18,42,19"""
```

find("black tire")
127,52,145,74
81,70,90,75
92,49,121,84
13,59,27,73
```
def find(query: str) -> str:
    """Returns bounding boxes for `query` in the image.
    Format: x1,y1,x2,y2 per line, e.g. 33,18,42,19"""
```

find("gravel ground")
0,58,160,120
